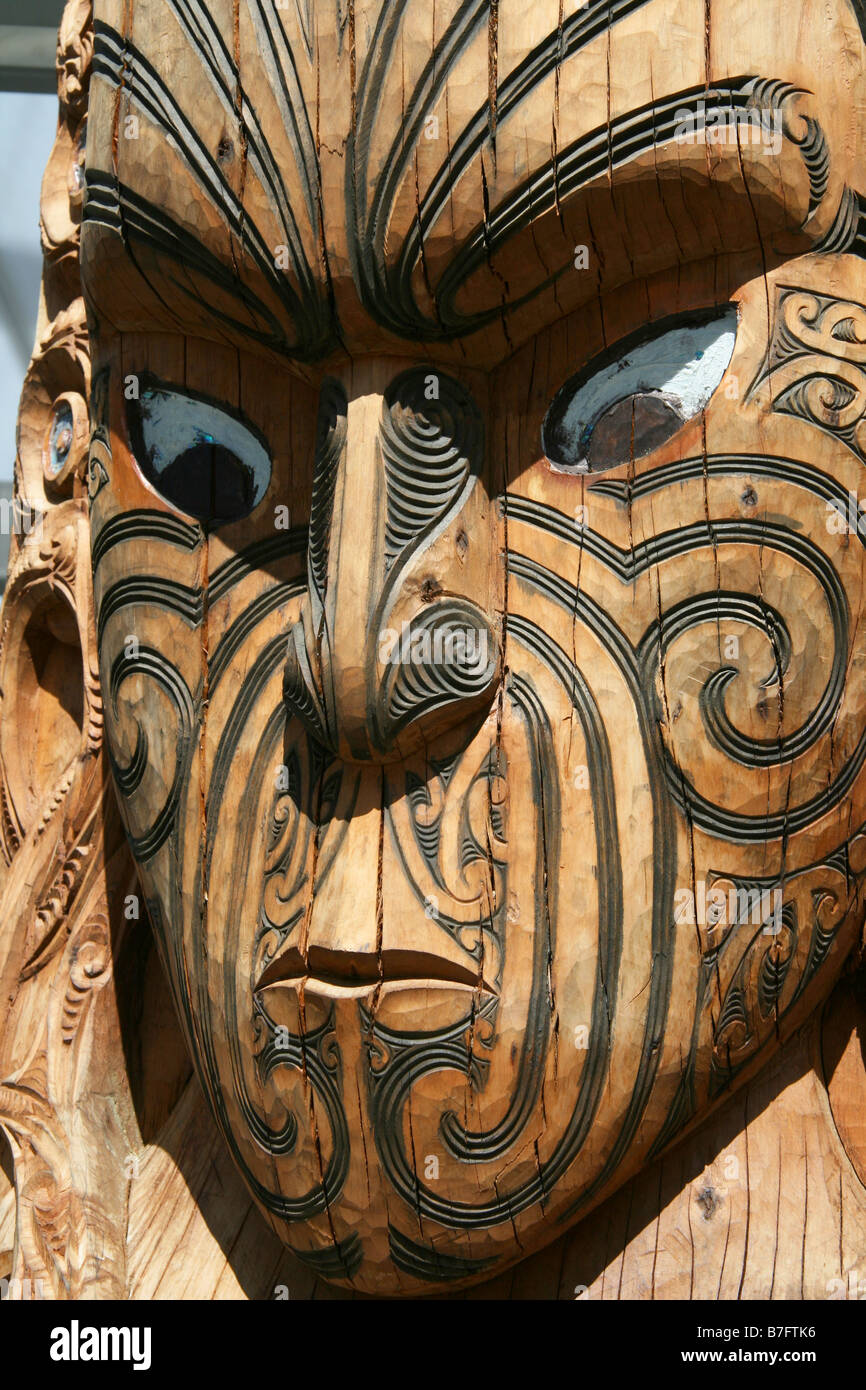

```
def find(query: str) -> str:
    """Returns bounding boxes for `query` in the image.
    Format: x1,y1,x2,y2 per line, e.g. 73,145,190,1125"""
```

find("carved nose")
284,367,500,762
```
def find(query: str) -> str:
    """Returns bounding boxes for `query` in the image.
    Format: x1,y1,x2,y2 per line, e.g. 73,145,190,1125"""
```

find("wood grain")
0,0,865,1299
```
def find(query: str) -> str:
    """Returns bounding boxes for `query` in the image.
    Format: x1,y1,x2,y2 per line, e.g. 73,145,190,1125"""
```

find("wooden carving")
1,0,866,1300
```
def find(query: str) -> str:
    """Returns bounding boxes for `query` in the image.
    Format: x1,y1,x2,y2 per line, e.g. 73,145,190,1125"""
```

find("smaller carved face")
82,0,866,1292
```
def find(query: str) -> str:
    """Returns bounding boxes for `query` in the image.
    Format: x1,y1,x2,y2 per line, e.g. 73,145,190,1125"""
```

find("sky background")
0,89,59,484
0,2,67,486
0,1,68,591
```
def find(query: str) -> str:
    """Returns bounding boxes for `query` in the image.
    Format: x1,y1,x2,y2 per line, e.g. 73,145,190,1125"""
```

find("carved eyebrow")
87,3,662,360
392,80,804,340
83,6,866,366
88,17,333,361
349,0,664,325
83,167,306,359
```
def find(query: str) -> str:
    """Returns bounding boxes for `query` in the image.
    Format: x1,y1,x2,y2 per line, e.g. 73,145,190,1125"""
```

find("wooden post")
1,0,865,1299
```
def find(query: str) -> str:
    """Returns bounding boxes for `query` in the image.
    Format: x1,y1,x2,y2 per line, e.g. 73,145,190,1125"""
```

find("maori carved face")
80,0,866,1291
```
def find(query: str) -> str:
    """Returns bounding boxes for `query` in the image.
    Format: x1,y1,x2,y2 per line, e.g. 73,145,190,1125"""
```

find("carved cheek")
485,262,866,1209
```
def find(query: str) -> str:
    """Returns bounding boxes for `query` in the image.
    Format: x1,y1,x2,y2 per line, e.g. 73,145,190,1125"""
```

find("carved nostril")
377,601,498,747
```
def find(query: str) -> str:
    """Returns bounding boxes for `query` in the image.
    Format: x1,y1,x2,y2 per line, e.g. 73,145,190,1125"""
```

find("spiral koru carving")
379,600,497,741
380,368,482,570
750,287,866,461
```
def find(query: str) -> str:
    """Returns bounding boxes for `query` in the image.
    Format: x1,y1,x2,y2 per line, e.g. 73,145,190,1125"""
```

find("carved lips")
255,943,494,1001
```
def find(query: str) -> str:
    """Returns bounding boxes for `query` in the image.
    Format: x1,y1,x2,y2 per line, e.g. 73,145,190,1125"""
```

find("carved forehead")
80,0,866,369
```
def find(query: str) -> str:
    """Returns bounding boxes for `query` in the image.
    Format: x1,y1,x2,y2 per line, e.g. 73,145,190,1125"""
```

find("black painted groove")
381,370,481,568
290,1231,363,1281
91,509,200,572
208,580,305,693
439,675,561,1164
508,546,854,844
364,614,666,1229
223,721,350,1215
387,1224,495,1281
84,169,307,357
97,576,203,646
588,452,866,525
208,528,308,604
108,646,197,863
350,0,658,335
307,379,347,615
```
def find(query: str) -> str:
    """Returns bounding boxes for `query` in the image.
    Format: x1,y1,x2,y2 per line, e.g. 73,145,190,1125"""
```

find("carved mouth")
255,945,493,998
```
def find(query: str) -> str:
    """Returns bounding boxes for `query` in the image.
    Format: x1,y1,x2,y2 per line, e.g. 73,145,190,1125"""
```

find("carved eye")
126,381,272,526
541,306,738,474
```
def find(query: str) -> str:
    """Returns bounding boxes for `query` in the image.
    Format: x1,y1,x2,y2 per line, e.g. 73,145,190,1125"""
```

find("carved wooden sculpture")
2,0,866,1300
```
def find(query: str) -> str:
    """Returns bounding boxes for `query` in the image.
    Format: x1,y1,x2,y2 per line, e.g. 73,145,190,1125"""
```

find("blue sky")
0,90,60,484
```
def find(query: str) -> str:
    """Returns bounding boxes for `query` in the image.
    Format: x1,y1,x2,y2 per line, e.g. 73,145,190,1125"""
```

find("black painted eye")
542,306,737,474
126,379,272,526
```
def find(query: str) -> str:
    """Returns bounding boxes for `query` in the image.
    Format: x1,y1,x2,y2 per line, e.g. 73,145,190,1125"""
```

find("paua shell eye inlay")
542,305,738,474
125,379,272,526
47,400,75,477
